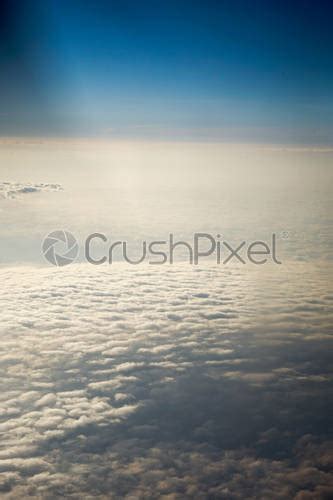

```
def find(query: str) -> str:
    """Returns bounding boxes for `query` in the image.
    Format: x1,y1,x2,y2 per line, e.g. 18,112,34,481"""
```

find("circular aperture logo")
42,230,79,266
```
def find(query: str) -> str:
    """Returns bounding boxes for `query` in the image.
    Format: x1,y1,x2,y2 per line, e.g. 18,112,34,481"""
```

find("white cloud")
0,182,62,199
0,262,332,497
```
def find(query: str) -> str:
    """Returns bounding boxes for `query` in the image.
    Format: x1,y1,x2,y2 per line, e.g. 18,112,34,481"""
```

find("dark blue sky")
1,0,332,143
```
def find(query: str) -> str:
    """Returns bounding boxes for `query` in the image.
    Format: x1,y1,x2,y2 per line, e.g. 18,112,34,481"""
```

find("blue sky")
1,0,332,142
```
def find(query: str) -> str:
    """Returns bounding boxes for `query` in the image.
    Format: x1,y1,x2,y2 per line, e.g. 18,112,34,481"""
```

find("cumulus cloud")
0,262,332,498
0,182,62,199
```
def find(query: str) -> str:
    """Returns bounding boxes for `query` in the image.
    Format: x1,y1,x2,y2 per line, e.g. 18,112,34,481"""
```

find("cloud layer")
0,262,332,498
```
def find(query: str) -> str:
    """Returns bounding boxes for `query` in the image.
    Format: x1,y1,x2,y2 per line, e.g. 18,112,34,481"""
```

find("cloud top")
0,182,62,199
0,263,332,497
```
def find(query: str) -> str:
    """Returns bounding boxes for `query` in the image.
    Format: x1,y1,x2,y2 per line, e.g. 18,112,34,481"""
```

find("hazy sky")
1,0,332,142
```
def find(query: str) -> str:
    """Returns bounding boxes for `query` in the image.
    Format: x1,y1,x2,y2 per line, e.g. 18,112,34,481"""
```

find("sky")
0,0,333,142
0,2,333,497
